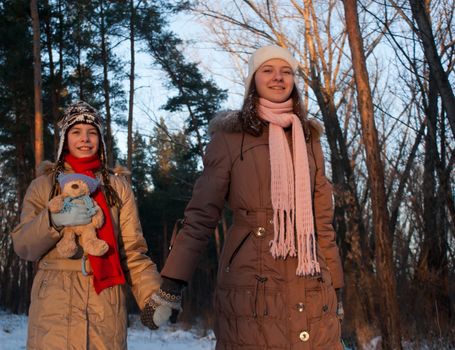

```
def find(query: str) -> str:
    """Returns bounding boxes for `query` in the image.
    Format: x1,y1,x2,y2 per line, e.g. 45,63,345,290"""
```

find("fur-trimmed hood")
208,110,324,140
37,160,131,178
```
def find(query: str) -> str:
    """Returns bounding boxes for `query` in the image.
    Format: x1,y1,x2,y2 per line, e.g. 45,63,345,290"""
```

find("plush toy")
49,173,108,258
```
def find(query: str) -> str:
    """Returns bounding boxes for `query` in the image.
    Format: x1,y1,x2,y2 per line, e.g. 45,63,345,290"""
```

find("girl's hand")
50,203,92,229
141,278,184,330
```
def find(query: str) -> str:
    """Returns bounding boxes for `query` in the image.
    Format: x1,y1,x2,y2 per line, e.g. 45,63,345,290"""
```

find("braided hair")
49,101,122,209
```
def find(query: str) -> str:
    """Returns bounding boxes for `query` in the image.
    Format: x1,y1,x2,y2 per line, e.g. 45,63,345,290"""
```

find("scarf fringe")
296,232,321,276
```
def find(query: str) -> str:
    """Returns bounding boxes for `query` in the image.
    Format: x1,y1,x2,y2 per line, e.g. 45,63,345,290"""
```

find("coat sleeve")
312,136,345,289
11,176,61,261
161,132,232,283
115,176,161,310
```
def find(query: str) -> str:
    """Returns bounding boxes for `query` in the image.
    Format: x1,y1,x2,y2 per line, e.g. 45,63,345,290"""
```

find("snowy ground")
1,311,453,349
0,311,216,350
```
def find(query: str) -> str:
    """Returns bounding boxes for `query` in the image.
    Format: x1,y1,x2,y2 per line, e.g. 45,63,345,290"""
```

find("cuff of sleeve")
161,276,186,295
47,210,62,238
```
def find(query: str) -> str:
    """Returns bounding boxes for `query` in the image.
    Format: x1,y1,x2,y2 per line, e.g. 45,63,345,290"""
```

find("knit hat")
57,173,100,194
56,101,106,162
244,45,299,99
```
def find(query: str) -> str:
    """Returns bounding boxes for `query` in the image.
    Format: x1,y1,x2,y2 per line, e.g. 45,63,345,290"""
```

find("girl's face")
67,124,99,158
254,58,295,103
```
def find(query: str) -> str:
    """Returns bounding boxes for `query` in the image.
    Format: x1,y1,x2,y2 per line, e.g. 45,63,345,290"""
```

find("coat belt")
232,208,274,228
38,256,93,275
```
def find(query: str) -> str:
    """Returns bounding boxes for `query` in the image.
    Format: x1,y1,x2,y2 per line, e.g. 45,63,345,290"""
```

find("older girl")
142,46,344,349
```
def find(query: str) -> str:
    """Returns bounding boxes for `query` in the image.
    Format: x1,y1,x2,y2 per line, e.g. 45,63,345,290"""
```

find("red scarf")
64,153,125,294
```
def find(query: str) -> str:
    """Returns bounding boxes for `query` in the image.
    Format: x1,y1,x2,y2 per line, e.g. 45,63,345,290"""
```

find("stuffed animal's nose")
71,184,79,189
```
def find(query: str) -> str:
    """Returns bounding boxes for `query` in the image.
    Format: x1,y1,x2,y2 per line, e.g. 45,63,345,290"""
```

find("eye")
282,69,293,75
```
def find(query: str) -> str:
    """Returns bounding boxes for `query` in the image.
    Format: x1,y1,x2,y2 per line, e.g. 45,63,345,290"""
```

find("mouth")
77,146,93,151
269,86,286,90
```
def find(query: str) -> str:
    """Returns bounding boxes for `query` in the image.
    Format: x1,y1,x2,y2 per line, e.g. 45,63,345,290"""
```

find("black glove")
140,277,184,330
335,288,344,322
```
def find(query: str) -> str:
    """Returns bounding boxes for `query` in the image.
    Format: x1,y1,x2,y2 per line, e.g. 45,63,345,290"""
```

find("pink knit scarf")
258,98,320,276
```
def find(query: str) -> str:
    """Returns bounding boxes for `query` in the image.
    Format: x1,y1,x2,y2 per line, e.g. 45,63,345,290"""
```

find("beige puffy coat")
11,163,161,350
162,113,344,349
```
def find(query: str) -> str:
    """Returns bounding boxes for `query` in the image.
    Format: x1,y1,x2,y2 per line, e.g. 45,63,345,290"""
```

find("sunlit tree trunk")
31,0,43,172
342,0,402,348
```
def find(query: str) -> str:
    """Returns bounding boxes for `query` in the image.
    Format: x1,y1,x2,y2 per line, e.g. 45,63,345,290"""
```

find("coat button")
299,331,310,342
255,227,266,237
296,302,305,312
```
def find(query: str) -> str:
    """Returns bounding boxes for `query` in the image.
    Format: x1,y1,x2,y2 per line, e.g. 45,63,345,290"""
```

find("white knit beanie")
244,45,299,99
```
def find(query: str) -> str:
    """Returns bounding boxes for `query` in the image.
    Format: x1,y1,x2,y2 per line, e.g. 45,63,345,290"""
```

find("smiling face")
66,123,100,158
254,58,295,103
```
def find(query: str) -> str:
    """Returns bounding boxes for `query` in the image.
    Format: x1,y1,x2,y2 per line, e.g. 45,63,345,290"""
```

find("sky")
112,10,243,155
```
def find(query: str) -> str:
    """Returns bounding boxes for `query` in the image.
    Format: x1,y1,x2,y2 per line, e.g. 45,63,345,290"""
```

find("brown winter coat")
162,112,344,350
11,163,161,350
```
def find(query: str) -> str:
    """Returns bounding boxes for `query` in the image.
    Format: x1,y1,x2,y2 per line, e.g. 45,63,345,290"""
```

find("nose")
273,70,284,81
80,131,90,142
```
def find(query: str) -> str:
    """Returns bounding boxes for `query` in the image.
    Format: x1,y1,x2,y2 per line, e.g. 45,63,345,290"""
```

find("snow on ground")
1,311,453,349
0,311,216,350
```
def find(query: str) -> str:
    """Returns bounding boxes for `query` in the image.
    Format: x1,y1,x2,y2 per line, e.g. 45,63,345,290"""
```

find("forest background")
0,0,453,349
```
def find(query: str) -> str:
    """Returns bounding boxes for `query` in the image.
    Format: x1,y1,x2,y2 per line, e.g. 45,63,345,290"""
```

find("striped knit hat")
56,101,106,163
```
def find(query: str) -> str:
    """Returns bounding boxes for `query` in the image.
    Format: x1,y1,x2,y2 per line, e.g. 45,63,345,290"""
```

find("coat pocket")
305,281,337,323
219,225,252,273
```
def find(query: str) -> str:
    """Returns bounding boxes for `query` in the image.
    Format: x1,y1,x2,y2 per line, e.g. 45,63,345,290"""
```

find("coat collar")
209,110,324,140
36,160,130,178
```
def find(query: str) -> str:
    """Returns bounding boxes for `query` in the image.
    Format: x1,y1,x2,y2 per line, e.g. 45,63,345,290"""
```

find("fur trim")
307,119,324,140
112,164,131,177
209,110,324,140
208,110,242,135
37,161,57,176
36,160,130,177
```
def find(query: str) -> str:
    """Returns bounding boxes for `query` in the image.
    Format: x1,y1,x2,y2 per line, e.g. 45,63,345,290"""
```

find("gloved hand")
335,288,344,322
50,203,93,229
141,278,184,330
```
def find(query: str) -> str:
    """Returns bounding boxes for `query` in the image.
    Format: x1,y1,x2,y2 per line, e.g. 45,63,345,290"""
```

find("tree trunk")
416,72,451,330
343,0,402,348
43,0,62,157
31,0,44,172
301,2,376,342
100,0,113,167
408,0,455,137
127,0,135,173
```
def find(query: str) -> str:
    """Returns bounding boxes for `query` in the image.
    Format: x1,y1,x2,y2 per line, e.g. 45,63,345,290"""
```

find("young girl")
12,101,161,349
141,46,345,349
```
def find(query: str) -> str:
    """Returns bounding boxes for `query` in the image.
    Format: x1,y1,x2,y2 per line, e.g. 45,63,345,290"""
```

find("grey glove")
50,203,93,229
141,278,184,330
335,288,344,322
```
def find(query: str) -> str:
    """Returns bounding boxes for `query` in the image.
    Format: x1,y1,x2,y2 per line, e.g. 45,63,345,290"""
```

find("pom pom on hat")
244,45,299,99
57,173,100,194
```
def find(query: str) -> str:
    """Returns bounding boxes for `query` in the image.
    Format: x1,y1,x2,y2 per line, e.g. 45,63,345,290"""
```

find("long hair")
239,78,309,138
